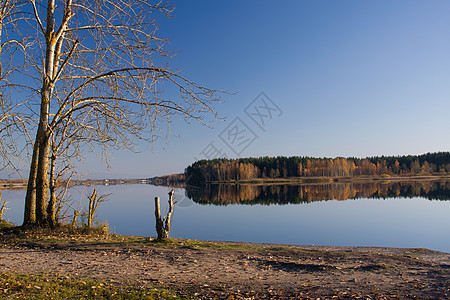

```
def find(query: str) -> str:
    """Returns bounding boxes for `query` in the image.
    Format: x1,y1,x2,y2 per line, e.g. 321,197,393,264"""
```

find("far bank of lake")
196,174,450,185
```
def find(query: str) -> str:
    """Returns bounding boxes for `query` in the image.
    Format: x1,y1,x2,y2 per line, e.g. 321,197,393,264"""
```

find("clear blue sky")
87,0,450,178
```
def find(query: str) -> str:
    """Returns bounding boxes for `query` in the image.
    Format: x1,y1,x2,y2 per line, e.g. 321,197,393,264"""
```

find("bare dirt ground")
1,237,449,299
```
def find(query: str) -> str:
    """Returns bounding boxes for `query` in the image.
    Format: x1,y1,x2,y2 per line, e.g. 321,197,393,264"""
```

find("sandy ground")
1,239,449,299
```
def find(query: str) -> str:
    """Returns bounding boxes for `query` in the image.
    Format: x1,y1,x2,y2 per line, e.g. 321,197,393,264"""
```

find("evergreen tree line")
185,152,450,183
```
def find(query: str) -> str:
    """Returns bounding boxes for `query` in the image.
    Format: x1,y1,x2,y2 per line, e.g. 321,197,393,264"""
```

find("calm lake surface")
3,181,450,253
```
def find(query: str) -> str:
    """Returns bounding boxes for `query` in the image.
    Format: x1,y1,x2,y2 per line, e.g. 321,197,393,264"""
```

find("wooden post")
71,210,78,228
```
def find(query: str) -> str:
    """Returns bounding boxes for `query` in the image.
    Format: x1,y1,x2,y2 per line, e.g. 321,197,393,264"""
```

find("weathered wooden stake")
72,210,79,228
155,189,175,240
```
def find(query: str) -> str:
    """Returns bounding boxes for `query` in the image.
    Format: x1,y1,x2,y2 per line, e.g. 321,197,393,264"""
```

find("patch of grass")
406,248,427,253
266,246,303,252
405,248,429,258
146,239,326,256
147,238,263,251
356,263,388,271
0,219,14,228
1,227,356,260
0,272,184,299
1,227,346,258
1,224,123,244
148,238,217,249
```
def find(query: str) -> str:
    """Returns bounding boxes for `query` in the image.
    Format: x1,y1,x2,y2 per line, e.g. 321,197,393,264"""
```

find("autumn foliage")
185,152,450,184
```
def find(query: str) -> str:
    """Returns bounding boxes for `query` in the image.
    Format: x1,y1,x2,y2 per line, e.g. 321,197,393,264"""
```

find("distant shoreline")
203,174,450,185
2,174,449,191
0,178,148,190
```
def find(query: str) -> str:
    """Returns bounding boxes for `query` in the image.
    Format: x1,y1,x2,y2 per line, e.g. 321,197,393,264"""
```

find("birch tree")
15,0,221,227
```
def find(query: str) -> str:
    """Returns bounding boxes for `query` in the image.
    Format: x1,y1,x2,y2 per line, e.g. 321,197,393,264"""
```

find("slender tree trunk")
154,196,164,238
23,139,39,226
35,127,50,226
71,210,78,228
88,189,97,228
164,190,174,232
24,113,51,227
34,76,53,226
47,153,56,227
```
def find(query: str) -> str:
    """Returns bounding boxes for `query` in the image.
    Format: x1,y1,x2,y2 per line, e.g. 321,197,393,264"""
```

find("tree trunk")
23,140,39,226
35,129,50,226
24,115,52,227
88,189,97,228
154,197,165,239
164,190,174,233
47,154,57,227
71,210,78,228
33,0,56,226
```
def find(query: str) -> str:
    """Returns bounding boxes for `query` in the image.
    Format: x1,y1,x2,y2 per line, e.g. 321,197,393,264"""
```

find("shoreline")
2,174,449,190
203,174,450,185
0,178,148,190
1,232,449,298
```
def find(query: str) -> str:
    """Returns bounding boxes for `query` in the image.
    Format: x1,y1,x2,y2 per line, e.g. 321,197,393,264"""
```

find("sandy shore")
1,235,449,299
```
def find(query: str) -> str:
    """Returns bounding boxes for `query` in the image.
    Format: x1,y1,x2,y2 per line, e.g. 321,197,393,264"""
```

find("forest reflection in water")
186,180,450,205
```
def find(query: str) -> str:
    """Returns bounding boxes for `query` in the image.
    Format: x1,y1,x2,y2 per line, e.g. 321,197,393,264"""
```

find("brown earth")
0,235,449,299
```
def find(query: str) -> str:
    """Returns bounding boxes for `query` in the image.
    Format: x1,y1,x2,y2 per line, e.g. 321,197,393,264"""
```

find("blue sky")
85,1,450,178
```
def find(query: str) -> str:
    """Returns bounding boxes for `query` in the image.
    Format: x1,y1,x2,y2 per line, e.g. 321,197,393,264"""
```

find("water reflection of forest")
185,181,450,205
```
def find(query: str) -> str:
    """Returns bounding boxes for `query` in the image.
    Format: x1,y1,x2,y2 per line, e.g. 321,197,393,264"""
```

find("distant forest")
185,152,450,184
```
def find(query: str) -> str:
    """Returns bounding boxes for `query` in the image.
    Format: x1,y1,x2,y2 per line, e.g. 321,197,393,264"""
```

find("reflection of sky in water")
3,184,450,253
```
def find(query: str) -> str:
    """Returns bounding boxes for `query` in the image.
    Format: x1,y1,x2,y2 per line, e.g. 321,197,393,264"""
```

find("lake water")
2,181,450,253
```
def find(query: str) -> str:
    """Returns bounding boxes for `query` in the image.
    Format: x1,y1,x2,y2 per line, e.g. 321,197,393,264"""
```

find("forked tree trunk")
24,0,58,227
87,189,98,228
24,128,51,227
154,190,175,239
24,78,53,227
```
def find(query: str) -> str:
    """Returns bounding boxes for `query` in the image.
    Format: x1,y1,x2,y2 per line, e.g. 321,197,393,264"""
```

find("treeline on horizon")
185,152,450,184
